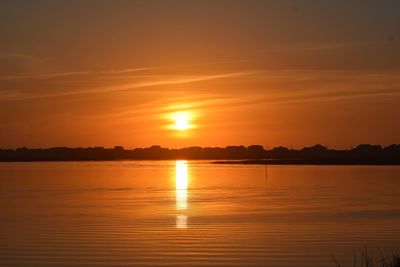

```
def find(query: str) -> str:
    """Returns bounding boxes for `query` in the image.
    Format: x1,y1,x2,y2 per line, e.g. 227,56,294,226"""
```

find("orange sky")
0,1,399,149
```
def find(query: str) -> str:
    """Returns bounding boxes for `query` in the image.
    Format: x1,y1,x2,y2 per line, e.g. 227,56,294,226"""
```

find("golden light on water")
176,214,188,229
175,160,189,228
176,160,188,210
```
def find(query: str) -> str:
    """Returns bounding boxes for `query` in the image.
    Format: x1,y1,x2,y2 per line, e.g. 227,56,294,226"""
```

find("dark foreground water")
0,161,400,267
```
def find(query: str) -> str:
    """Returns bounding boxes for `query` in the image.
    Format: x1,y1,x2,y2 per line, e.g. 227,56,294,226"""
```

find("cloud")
0,67,152,81
1,67,399,108
0,71,253,101
0,58,249,81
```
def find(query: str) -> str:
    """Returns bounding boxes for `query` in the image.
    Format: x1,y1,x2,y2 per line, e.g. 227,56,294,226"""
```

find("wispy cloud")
0,58,250,81
0,71,253,101
0,68,152,81
2,68,400,107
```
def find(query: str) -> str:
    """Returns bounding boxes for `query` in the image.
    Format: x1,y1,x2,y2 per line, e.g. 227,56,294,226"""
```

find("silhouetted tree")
0,144,399,164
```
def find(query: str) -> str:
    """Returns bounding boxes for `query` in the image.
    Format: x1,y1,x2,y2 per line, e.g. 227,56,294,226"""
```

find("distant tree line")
0,144,399,164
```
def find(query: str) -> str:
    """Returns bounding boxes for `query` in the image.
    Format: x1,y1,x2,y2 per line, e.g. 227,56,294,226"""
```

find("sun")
171,112,192,131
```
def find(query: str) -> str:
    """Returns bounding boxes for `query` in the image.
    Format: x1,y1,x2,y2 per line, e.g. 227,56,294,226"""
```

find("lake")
1,161,400,266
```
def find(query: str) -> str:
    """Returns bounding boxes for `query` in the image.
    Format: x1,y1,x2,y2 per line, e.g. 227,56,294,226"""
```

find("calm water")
1,161,400,267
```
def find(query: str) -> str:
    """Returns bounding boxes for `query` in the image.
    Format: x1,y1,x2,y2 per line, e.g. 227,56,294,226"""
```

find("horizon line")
2,143,399,151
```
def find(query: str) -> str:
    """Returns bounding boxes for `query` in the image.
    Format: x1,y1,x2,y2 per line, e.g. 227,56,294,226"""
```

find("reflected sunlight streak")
176,160,188,210
175,160,189,228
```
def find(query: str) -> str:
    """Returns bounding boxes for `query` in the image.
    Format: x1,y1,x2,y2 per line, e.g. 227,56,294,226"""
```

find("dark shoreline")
1,144,399,164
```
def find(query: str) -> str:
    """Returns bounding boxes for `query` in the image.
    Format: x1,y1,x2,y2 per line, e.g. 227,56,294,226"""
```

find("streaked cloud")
0,71,254,101
0,68,152,81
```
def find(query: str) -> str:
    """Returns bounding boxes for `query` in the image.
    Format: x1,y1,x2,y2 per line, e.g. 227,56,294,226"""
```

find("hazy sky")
0,0,399,148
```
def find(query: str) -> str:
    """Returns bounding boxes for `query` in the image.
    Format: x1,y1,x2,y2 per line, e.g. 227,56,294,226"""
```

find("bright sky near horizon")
0,0,399,148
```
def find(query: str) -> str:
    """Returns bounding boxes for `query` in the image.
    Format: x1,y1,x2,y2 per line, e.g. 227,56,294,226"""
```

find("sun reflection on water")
175,160,188,228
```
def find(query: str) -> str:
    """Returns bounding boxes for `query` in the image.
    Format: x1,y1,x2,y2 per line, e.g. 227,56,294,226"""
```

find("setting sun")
172,112,192,131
